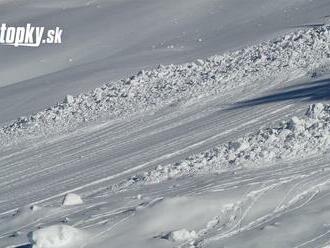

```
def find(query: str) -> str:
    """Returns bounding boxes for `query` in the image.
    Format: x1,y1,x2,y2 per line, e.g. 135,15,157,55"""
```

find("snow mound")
163,229,197,242
62,193,83,206
29,225,85,248
1,26,330,146
125,103,330,184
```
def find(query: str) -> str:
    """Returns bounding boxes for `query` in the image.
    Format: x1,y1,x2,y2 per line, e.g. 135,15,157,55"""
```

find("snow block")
62,193,83,206
29,225,85,248
164,229,197,242
64,95,74,105
306,103,325,119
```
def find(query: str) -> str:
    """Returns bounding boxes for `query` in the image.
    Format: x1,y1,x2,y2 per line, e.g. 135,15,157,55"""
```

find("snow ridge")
124,103,330,185
1,26,330,145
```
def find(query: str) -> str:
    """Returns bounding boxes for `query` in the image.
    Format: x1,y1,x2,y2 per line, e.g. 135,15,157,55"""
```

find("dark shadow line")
228,78,330,110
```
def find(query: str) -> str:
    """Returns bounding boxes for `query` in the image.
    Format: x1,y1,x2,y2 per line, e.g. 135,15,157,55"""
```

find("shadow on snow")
230,77,330,109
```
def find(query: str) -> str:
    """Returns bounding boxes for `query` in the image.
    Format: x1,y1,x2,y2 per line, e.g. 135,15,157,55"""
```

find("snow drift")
1,26,330,146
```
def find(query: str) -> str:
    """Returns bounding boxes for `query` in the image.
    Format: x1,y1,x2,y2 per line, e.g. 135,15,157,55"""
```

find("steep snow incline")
1,26,330,146
2,10,330,248
0,0,329,125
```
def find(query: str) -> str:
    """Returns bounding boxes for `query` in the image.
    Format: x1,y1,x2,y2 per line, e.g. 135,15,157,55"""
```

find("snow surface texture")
1,26,330,146
122,103,330,185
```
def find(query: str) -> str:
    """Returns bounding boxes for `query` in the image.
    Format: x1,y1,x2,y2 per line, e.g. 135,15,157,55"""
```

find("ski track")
0,100,299,216
2,98,330,247
2,25,330,247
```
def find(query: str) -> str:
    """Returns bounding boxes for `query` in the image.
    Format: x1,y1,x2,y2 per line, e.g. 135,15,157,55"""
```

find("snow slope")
1,1,330,248
0,0,330,125
1,25,330,146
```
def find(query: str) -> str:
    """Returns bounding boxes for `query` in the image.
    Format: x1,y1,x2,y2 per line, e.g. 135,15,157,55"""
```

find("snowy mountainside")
1,25,330,146
0,0,330,125
2,30,330,248
2,1,330,248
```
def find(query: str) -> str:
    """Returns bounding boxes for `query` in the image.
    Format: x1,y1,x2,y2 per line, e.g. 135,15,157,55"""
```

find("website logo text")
0,23,63,47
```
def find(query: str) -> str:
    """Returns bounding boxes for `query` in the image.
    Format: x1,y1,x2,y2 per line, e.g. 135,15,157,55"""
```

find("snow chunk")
64,95,74,105
306,103,325,119
29,225,85,248
288,116,305,133
62,193,83,206
30,205,42,212
93,88,103,102
164,229,197,242
195,59,204,66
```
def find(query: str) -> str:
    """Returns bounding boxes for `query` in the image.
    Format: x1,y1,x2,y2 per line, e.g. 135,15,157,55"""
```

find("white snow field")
1,0,330,248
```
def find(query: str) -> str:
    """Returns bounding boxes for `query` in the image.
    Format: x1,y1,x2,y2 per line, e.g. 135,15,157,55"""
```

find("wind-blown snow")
1,26,330,146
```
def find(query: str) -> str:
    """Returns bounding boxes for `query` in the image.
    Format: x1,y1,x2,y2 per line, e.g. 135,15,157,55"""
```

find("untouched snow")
2,1,330,248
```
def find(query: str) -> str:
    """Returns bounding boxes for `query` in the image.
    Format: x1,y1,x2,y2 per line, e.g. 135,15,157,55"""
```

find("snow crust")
1,26,330,145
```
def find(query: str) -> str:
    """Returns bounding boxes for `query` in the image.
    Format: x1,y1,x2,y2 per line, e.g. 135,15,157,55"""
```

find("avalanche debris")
1,26,330,145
